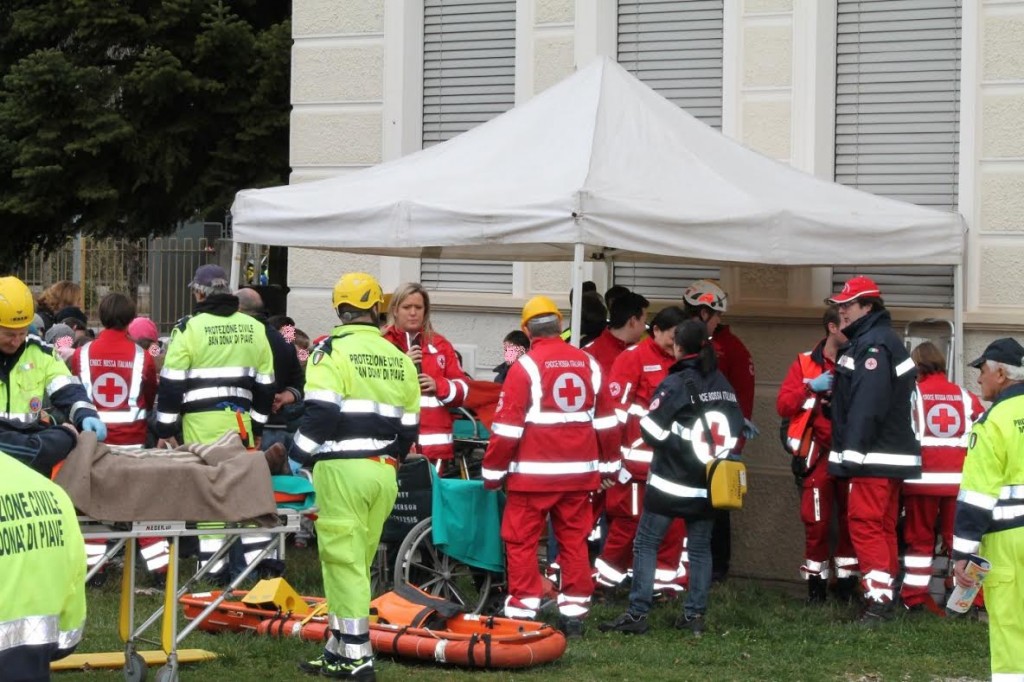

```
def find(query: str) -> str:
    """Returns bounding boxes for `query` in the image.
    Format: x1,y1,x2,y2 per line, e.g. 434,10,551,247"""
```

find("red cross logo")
553,373,586,412
926,403,961,438
690,411,736,459
92,372,128,409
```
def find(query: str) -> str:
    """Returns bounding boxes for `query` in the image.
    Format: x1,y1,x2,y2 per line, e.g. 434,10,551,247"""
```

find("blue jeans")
628,510,715,619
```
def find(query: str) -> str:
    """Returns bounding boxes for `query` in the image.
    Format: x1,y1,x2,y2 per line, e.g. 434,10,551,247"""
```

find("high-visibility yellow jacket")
291,324,420,466
155,295,275,446
0,452,86,679
1,335,98,427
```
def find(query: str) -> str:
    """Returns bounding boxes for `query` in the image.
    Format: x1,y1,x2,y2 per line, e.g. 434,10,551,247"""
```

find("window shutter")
422,0,516,147
617,0,725,129
421,1,515,292
613,262,721,300
832,266,954,308
834,1,961,308
420,259,514,294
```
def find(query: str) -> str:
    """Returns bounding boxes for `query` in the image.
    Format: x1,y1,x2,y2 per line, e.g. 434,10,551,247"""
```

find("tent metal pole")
953,262,964,385
229,240,242,291
570,243,584,346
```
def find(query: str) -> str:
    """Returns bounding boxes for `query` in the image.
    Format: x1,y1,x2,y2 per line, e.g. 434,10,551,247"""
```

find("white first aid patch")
865,358,878,370
92,372,129,408
926,404,962,438
609,381,621,397
553,373,587,412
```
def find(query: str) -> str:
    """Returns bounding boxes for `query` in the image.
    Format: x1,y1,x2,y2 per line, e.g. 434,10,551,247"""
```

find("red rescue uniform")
71,329,157,447
900,371,984,607
776,341,857,582
383,327,469,463
594,337,687,592
482,336,619,620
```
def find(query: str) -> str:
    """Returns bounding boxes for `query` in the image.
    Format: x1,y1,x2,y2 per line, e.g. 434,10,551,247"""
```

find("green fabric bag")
429,469,504,573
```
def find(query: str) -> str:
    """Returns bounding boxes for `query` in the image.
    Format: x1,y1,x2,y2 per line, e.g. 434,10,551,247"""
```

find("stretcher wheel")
393,518,493,614
123,651,147,682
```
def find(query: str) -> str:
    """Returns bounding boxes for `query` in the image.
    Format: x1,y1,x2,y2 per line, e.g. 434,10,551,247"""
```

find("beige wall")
283,0,1023,583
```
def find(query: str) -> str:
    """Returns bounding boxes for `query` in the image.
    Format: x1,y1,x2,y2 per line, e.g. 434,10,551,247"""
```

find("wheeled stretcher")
63,511,301,682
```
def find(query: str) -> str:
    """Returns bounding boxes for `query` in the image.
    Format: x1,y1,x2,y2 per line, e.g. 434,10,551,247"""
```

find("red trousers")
848,477,901,603
596,481,686,589
900,494,956,606
502,490,593,617
800,463,856,579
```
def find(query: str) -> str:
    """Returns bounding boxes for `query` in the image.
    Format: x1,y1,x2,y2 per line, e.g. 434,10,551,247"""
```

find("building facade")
284,0,1024,582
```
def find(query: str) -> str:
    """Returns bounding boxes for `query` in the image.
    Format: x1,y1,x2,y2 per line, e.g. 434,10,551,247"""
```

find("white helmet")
682,279,727,313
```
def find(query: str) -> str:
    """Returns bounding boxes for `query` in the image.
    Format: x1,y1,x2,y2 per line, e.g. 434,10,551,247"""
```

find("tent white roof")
231,57,963,267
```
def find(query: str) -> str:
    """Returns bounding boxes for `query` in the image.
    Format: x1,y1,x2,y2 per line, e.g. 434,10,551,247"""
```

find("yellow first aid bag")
705,456,747,511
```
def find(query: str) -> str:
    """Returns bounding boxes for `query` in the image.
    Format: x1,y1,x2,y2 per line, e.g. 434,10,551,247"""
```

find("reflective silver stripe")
481,467,506,481
319,438,396,452
592,415,618,430
68,401,95,422
507,460,599,475
903,555,933,568
1000,485,1024,500
647,473,707,499
140,541,169,560
250,410,269,424
838,355,855,370
0,614,59,653
621,446,653,463
992,504,1024,521
46,375,78,395
440,380,458,405
418,432,453,446
155,411,178,425
920,436,968,447
614,408,629,423
344,399,403,418
79,343,93,391
182,386,252,403
491,423,524,439
184,366,257,380
519,355,545,421
594,557,627,584
401,412,420,426
599,460,621,474
588,355,602,397
160,368,187,381
58,625,84,650
127,345,145,410
952,535,979,554
305,389,342,406
99,409,149,424
1,412,38,423
255,372,275,386
894,357,915,377
325,636,373,659
904,472,962,486
525,411,593,424
901,573,931,587
836,450,920,468
801,397,815,410
626,403,648,417
292,432,320,454
958,489,998,510
640,415,669,441
329,615,369,635
420,395,442,408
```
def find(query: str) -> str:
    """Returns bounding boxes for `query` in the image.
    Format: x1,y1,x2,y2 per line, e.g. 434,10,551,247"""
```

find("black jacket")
828,310,921,479
249,312,305,430
640,357,745,519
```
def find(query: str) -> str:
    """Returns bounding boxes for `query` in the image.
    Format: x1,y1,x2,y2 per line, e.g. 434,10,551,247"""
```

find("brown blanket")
55,431,279,527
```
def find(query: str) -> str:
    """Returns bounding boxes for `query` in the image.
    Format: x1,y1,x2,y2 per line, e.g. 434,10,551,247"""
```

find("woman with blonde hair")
383,282,470,469
36,280,83,330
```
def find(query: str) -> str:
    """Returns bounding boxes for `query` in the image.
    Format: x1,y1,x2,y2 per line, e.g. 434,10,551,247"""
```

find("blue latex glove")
742,419,759,440
81,417,107,442
807,371,833,393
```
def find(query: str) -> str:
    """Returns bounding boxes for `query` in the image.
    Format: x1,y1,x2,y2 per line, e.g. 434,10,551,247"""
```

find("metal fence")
17,236,223,333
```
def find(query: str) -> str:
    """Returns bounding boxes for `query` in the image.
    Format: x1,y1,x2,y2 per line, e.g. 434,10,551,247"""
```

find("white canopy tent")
230,57,966,372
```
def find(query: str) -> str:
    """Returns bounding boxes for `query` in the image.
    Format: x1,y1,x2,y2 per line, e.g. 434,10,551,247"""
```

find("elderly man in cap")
154,264,276,581
952,338,1024,680
825,275,920,625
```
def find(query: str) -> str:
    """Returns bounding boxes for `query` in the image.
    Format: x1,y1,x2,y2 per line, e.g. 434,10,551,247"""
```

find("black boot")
806,576,828,604
834,576,860,604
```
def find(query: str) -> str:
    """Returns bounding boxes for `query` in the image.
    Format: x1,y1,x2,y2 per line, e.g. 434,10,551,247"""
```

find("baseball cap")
128,316,159,342
190,264,228,289
826,276,882,305
968,337,1024,369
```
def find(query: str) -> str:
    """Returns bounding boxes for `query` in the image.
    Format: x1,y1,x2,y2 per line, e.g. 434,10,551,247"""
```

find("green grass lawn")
57,545,990,682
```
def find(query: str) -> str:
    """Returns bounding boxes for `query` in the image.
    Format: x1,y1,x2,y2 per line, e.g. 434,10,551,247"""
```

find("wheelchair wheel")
394,517,493,613
369,543,391,597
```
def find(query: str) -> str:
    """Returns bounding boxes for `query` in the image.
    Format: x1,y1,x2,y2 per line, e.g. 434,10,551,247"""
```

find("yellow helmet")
332,272,383,311
0,276,35,329
521,295,562,326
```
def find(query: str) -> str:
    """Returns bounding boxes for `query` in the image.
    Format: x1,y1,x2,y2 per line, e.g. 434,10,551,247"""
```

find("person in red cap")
826,275,921,625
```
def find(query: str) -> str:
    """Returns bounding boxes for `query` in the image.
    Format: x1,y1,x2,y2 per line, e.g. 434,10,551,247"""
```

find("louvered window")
834,0,961,307
617,0,725,129
420,259,514,294
613,263,721,300
421,0,515,292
